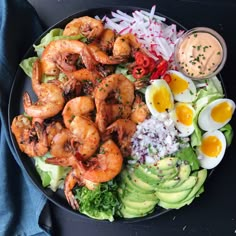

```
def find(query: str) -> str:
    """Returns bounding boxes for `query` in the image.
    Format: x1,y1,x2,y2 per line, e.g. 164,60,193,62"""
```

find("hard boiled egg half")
198,98,235,131
167,70,197,102
197,130,226,169
145,79,174,117
170,102,195,137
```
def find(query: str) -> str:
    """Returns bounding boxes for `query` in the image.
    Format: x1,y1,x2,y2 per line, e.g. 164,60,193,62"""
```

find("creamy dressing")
176,32,223,79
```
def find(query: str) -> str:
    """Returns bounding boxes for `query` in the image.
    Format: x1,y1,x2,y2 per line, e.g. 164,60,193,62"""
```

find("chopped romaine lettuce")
190,118,203,148
74,180,120,222
175,146,200,171
33,28,87,57
19,57,38,77
191,76,225,148
35,153,70,192
220,124,234,146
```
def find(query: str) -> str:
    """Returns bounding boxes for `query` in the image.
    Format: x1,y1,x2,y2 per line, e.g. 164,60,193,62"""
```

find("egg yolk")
176,104,193,126
169,73,189,95
211,102,233,123
201,135,222,158
151,85,173,112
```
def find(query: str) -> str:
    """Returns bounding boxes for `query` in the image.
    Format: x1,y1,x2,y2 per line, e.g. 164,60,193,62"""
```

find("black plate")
8,6,211,223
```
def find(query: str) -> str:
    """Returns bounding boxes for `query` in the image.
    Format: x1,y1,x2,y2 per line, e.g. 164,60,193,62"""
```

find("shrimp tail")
64,169,80,210
23,92,33,108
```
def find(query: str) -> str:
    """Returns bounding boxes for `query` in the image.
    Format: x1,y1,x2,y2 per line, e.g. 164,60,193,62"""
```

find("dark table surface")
28,0,236,235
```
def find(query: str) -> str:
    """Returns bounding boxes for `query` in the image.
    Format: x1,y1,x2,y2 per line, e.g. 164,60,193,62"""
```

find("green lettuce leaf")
175,146,200,171
191,76,224,148
220,124,234,146
74,180,120,222
33,28,87,57
190,118,203,148
35,153,70,192
19,56,38,77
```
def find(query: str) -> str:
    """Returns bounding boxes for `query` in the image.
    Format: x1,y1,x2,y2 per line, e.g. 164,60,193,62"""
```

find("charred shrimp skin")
41,39,98,76
23,60,65,120
11,115,48,157
94,73,135,133
63,16,104,40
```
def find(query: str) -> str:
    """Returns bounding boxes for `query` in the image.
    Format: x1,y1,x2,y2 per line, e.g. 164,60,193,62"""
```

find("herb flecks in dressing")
177,32,223,79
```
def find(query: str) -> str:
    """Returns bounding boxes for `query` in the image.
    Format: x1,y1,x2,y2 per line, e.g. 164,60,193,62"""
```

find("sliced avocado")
158,197,194,209
196,186,204,197
121,188,158,202
157,164,191,189
120,204,154,218
133,165,161,186
156,157,179,170
120,170,150,194
184,169,207,202
121,198,156,210
158,179,180,189
129,170,155,193
156,176,198,193
156,188,192,203
174,163,191,187
157,166,178,177
178,163,191,180
160,170,179,182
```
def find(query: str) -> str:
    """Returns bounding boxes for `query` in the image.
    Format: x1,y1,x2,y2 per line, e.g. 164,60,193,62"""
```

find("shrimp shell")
82,139,123,183
63,16,104,40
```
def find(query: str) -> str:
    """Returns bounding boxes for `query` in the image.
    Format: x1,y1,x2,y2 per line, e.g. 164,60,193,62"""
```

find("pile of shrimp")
11,16,151,210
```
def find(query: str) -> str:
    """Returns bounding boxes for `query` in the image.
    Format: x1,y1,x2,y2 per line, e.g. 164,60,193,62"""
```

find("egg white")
170,102,195,137
167,70,197,103
198,98,235,131
197,130,226,169
145,79,174,117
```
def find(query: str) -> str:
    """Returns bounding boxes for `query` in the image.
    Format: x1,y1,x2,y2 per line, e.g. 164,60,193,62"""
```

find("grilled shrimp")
64,168,81,210
64,68,101,95
104,119,136,157
50,129,74,158
99,28,116,52
94,73,134,106
62,96,95,128
23,60,65,119
113,33,142,58
63,16,104,40
88,43,125,65
46,121,64,145
69,116,100,159
80,139,123,183
95,103,132,132
94,73,135,132
104,104,132,124
41,39,97,75
130,95,150,124
11,115,48,157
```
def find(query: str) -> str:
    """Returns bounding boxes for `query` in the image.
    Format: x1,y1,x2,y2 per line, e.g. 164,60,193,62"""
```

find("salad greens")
74,180,120,222
220,124,233,146
33,28,87,57
19,56,38,77
175,146,200,171
35,152,70,192
190,76,225,148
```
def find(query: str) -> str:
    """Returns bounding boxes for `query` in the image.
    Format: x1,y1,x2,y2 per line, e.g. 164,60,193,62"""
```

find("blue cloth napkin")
0,1,51,235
